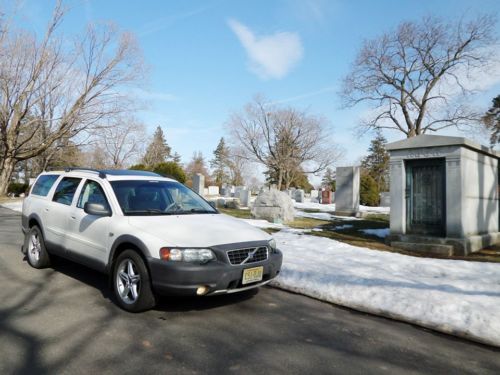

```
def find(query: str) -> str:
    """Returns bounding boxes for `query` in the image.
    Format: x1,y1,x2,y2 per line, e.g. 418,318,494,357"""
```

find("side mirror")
84,202,111,216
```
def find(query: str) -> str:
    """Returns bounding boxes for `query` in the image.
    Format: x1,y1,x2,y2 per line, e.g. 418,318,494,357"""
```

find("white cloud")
228,19,304,80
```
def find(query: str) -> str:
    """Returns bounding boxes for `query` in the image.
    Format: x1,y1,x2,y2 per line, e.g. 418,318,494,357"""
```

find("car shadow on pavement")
46,255,259,312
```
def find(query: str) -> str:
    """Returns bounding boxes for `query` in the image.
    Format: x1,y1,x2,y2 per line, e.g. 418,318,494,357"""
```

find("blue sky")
16,0,500,180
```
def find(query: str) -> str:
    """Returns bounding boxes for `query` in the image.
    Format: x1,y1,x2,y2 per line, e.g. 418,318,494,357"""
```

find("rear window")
52,177,82,205
31,175,60,197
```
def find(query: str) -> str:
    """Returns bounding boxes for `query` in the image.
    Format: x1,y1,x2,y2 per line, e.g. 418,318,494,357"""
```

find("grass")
218,208,253,219
0,196,22,204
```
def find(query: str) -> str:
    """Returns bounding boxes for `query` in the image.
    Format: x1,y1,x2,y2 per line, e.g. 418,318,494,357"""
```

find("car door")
44,177,83,252
65,179,112,266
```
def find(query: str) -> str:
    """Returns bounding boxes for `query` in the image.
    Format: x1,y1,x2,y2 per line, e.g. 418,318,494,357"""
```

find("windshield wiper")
126,209,173,216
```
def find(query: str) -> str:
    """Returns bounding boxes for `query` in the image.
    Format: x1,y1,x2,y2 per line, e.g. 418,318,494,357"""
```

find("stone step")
391,242,454,256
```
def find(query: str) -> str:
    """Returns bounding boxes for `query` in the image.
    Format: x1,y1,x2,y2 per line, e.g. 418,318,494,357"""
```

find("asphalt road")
1,207,499,375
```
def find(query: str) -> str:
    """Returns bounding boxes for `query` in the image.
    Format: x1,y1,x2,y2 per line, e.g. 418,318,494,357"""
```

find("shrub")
360,174,379,206
8,182,29,196
152,162,187,183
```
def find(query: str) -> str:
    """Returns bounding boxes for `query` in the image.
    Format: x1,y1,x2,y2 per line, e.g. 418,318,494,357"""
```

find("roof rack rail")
64,167,107,179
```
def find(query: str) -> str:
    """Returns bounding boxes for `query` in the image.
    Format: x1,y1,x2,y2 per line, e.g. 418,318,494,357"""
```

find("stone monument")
192,173,205,196
252,189,294,223
386,134,500,255
335,166,360,215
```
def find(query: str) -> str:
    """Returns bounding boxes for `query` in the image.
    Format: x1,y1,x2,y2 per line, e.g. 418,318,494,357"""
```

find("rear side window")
52,177,82,206
31,175,60,196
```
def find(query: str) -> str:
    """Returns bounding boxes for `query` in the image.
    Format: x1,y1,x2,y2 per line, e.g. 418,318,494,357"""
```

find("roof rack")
64,167,107,179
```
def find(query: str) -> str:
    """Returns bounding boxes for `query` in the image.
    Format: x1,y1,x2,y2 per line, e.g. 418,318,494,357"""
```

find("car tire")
26,226,51,269
112,250,156,312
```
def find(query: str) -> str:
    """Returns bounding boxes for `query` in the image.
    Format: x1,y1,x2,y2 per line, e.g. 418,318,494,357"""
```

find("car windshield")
110,180,217,216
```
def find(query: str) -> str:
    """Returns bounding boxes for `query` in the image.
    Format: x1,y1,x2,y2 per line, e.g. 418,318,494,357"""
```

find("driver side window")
77,180,110,212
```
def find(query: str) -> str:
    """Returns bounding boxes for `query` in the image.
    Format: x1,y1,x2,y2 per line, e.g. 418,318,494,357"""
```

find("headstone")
294,189,305,203
216,198,226,208
252,190,294,223
380,192,390,207
310,190,319,199
322,190,333,204
240,189,251,207
335,166,360,215
208,186,219,196
192,173,205,196
234,186,245,198
203,188,209,196
220,186,227,197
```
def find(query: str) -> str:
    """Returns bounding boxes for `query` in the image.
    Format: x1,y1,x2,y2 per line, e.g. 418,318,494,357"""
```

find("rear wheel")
26,226,51,269
112,250,156,312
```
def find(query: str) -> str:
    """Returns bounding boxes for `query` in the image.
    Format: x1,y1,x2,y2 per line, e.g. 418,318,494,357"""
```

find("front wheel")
26,226,51,269
112,250,156,312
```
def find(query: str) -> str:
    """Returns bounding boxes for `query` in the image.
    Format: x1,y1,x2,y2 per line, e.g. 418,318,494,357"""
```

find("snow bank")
294,200,390,214
270,231,500,347
0,200,22,212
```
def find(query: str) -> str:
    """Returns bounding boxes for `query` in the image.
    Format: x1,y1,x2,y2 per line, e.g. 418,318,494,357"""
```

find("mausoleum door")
405,159,446,236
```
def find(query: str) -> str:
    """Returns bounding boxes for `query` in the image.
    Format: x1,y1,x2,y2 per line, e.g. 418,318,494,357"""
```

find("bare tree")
341,14,497,137
0,1,143,194
96,117,146,168
227,97,342,190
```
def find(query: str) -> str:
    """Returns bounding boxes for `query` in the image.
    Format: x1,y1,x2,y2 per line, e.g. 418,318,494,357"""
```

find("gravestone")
386,134,500,255
310,190,319,200
294,189,305,203
380,192,390,207
252,189,294,223
240,189,251,207
322,190,333,204
208,186,219,196
192,173,205,196
335,167,360,215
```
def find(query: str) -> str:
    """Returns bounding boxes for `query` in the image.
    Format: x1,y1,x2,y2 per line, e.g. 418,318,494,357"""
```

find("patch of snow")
240,219,284,229
295,210,360,221
359,228,390,238
270,231,500,347
333,224,354,230
0,200,22,212
294,200,390,214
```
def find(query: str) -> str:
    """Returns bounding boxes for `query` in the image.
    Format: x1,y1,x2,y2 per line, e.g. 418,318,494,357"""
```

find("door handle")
71,216,76,220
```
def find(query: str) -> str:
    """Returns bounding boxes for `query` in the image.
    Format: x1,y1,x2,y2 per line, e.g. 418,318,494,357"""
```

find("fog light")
196,286,209,296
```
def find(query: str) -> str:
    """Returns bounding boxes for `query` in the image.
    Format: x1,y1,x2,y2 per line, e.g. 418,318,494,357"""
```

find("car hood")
127,213,270,247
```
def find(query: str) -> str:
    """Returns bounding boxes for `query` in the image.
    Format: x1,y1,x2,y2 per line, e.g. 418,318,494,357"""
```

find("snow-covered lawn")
0,200,23,212
270,231,500,347
294,200,390,214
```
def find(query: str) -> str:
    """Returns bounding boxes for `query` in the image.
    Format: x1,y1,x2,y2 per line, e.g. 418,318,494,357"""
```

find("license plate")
242,266,263,285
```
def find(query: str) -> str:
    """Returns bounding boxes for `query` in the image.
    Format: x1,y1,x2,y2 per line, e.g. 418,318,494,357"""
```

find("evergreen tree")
172,152,182,163
361,131,390,192
360,173,380,206
321,167,336,191
483,95,500,146
142,126,171,167
210,137,231,187
185,151,211,185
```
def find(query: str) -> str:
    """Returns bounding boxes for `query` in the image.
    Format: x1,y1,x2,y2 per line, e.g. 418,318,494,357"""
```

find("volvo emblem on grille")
242,247,259,264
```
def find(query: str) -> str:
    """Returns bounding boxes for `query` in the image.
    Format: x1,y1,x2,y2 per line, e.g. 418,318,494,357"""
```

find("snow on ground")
295,210,361,221
294,200,390,214
359,228,390,238
240,219,284,229
270,231,500,347
0,200,22,212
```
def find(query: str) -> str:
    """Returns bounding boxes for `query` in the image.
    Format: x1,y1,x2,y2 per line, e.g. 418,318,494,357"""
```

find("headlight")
268,239,277,252
160,248,215,263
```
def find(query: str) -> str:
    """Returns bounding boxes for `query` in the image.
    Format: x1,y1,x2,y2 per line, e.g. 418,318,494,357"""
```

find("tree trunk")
0,157,16,196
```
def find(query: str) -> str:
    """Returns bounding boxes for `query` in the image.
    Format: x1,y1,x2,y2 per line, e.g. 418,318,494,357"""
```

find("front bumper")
147,250,283,296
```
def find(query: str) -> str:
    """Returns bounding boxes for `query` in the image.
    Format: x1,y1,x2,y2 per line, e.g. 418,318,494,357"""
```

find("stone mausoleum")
386,134,500,255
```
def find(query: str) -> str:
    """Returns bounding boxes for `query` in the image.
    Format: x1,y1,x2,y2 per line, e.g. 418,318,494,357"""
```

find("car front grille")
227,246,268,265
